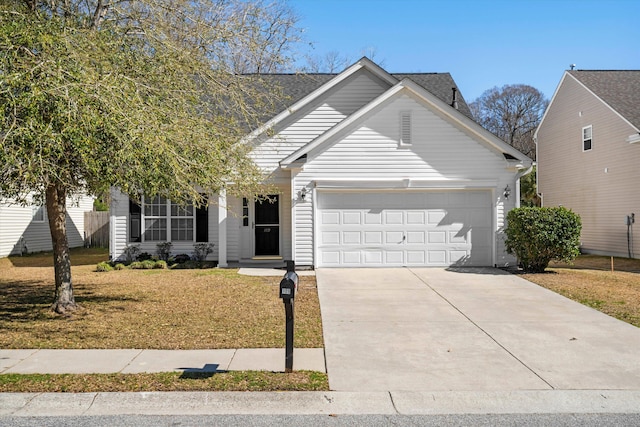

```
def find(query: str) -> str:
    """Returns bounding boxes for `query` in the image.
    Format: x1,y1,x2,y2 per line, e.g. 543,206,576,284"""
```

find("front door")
254,195,280,256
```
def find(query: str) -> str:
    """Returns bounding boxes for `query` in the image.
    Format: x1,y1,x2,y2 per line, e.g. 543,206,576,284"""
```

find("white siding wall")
292,95,518,266
0,194,95,258
110,188,131,261
251,70,389,173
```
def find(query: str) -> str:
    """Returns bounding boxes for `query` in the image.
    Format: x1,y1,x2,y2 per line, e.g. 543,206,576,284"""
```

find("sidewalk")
0,348,326,374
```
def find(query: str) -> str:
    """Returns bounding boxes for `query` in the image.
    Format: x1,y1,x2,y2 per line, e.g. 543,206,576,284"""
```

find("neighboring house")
536,70,640,258
110,58,532,267
0,195,95,258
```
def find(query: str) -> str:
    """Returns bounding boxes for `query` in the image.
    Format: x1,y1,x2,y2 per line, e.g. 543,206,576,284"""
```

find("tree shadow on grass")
5,248,109,268
0,279,140,322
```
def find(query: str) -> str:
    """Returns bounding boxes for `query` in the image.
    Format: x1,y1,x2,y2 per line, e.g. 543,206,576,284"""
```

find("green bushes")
505,207,581,273
96,261,113,272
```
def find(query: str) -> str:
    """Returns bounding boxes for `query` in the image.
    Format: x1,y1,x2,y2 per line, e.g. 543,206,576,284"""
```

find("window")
582,125,592,151
399,111,412,146
141,196,195,242
32,204,45,223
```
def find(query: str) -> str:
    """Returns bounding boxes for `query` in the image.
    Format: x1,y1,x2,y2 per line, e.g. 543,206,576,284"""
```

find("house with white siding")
109,58,532,267
0,195,94,258
536,69,640,258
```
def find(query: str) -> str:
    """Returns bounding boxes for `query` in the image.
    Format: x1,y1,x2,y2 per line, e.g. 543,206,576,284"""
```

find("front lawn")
520,255,640,328
0,371,328,392
0,248,323,349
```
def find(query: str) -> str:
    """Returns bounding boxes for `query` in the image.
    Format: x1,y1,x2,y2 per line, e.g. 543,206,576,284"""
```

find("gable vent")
400,111,412,146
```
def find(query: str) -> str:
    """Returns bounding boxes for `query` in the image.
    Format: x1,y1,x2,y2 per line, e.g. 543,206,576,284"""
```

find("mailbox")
279,271,298,300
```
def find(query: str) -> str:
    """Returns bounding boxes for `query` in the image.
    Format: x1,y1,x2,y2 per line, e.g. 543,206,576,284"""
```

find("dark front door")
254,195,279,256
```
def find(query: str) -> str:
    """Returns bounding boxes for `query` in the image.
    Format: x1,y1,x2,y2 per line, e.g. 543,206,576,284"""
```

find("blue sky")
288,0,640,102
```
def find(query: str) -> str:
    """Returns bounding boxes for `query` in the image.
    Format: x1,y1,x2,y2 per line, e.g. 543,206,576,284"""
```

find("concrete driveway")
317,267,640,392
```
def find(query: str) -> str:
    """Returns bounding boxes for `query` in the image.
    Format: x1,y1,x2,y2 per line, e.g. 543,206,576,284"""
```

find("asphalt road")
2,414,640,426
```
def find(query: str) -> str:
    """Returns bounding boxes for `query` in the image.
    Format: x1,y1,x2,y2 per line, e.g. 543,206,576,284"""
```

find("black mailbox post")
279,261,298,372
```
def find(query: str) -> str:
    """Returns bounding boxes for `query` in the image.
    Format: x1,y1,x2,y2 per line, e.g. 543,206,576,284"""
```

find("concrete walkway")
0,348,325,374
317,267,640,392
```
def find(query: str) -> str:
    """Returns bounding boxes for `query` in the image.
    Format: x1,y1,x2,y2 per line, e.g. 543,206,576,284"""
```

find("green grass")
0,371,329,392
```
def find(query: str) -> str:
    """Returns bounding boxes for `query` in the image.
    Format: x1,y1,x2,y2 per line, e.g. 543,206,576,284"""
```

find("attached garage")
316,190,494,267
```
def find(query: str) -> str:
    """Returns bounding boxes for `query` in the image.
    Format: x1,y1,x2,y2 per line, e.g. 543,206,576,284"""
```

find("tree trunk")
46,183,77,314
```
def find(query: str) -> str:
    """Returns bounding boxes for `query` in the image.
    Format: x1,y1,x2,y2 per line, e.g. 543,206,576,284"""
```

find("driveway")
317,267,640,392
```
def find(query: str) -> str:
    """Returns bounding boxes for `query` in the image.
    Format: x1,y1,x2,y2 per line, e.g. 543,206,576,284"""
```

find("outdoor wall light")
503,185,511,200
299,187,307,201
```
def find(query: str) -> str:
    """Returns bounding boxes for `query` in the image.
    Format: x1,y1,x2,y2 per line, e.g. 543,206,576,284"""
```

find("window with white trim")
142,196,195,242
399,111,412,146
582,125,592,151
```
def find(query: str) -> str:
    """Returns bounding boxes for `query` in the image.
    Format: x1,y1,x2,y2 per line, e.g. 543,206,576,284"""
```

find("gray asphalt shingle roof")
569,70,640,129
255,72,473,120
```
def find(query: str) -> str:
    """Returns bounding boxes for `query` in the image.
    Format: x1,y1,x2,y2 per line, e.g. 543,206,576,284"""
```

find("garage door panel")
322,211,340,225
427,211,446,225
317,191,493,267
343,211,361,224
386,231,404,244
343,231,361,244
428,231,446,243
449,230,468,244
364,231,382,244
364,212,382,224
384,211,403,225
406,251,426,264
406,231,425,244
406,211,425,224
428,251,446,264
385,251,404,264
323,231,340,244
364,251,383,264
343,251,361,264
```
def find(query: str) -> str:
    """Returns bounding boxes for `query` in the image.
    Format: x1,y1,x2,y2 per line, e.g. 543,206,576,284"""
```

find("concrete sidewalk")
3,390,640,416
0,348,326,374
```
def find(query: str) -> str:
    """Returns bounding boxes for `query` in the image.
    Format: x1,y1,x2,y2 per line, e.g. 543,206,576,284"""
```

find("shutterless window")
399,111,412,146
32,204,45,222
583,125,592,151
143,195,167,241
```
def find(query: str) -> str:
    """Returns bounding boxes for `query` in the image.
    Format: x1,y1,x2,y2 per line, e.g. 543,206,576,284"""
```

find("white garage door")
317,190,493,267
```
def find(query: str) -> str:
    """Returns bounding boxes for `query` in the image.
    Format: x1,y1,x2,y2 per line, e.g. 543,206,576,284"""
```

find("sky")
287,0,640,102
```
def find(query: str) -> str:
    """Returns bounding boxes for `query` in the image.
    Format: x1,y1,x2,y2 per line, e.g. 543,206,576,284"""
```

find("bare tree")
470,84,548,160
302,50,351,73
300,46,384,73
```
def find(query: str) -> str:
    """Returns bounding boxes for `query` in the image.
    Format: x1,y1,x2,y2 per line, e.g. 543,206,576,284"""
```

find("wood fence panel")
84,211,110,248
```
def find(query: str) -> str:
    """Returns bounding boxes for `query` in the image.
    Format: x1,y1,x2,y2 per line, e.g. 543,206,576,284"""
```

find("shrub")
123,245,140,263
114,263,126,271
154,260,168,269
156,242,173,261
141,259,156,269
192,243,214,262
173,253,191,264
505,207,581,273
96,261,113,272
130,261,143,269
137,252,152,261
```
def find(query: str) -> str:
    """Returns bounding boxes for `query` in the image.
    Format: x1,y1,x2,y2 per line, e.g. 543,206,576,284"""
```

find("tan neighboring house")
535,70,640,258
